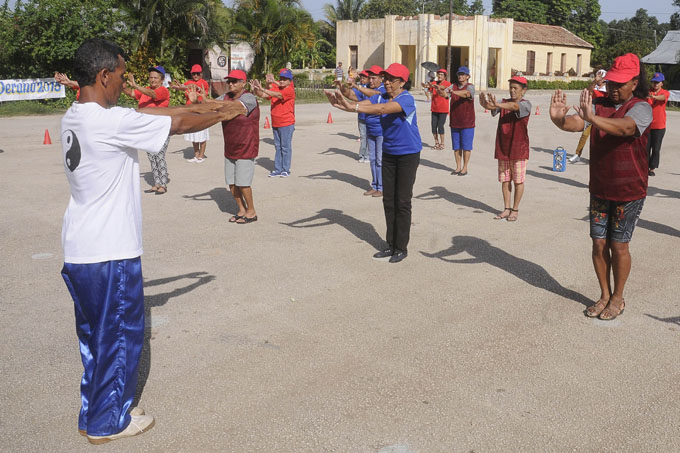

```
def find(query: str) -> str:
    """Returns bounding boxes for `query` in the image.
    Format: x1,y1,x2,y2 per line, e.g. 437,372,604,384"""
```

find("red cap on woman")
381,63,410,81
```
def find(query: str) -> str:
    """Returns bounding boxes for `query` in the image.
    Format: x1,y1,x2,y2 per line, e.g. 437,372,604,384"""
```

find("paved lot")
1,91,679,452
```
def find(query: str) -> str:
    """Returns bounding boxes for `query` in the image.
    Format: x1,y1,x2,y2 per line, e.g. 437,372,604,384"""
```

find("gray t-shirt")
216,92,258,114
491,97,531,118
448,83,475,99
587,99,652,136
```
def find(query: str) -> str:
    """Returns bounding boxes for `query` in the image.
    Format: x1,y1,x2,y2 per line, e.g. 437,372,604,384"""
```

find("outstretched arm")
550,89,584,132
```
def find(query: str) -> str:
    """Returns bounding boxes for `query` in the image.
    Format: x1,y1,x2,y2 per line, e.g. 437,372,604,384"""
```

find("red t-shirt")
429,80,451,113
135,86,170,108
269,83,295,127
592,89,607,99
183,79,209,104
647,88,669,130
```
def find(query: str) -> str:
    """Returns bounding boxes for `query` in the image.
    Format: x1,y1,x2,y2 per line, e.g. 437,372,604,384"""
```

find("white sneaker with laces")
87,414,155,444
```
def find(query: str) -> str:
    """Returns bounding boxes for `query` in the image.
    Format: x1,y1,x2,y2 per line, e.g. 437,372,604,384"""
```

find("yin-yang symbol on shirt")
62,130,81,172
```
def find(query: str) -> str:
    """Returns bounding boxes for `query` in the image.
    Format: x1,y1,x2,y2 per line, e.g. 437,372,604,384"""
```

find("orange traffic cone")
535,106,540,115
327,112,333,124
43,129,52,145
263,116,270,129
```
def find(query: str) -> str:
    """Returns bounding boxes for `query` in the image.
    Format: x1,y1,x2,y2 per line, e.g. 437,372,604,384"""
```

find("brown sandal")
494,208,511,220
599,299,625,321
507,209,519,221
585,298,609,318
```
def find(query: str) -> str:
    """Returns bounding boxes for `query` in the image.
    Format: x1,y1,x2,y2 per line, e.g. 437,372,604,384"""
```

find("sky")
297,0,678,23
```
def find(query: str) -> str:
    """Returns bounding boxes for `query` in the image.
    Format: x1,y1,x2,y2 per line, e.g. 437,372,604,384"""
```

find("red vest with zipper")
494,98,530,160
221,95,260,160
589,97,649,201
449,83,475,129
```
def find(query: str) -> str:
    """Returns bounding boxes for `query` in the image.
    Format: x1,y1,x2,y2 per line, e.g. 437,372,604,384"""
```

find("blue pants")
358,119,368,159
273,124,295,173
61,258,145,436
367,134,383,191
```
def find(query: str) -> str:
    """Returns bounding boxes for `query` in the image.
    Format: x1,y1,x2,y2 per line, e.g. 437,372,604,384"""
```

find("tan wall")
512,43,592,76
336,15,591,90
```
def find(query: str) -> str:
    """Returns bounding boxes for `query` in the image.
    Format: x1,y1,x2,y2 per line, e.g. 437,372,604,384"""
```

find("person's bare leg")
432,134,439,148
192,142,200,159
239,186,256,218
230,185,247,217
588,238,612,316
454,150,462,173
511,182,524,211
461,150,471,173
439,134,446,149
197,141,206,159
602,241,631,317
495,181,512,219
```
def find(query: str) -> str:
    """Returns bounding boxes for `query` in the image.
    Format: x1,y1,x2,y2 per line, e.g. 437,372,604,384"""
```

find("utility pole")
446,0,453,75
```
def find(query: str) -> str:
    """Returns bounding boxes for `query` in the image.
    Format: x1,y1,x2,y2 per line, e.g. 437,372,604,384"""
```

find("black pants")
431,112,447,135
647,128,665,169
382,152,420,252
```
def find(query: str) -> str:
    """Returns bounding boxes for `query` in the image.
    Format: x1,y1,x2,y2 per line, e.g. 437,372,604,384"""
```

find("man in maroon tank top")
549,53,652,320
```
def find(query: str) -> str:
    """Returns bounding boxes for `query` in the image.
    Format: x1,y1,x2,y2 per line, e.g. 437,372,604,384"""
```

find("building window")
576,54,582,76
526,50,535,75
350,46,358,70
546,52,553,75
560,53,567,74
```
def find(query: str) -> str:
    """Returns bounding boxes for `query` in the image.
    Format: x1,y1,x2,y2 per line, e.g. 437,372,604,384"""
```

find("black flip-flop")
236,216,258,224
229,215,244,223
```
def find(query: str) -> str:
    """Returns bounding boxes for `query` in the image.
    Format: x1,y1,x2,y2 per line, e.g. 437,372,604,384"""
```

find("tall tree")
232,0,316,74
323,0,365,24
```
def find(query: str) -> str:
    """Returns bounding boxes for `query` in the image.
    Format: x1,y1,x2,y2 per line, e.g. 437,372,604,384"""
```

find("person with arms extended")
327,63,422,263
443,66,475,175
215,69,260,223
570,69,608,163
60,38,243,444
646,72,669,176
171,64,211,163
549,53,652,320
251,69,296,177
426,69,451,150
338,66,385,196
479,75,532,222
123,65,171,193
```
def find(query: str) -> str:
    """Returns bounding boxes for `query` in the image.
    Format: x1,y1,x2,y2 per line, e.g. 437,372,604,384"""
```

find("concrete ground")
1,91,679,452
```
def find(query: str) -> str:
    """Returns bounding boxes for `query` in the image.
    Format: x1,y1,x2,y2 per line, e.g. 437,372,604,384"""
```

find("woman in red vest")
444,66,475,175
549,53,652,320
426,69,451,149
479,75,532,222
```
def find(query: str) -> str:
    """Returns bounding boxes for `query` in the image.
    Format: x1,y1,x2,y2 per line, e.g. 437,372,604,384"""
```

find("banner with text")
0,78,65,102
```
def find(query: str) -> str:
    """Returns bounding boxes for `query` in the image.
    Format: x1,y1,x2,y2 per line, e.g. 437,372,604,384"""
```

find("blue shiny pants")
61,257,144,436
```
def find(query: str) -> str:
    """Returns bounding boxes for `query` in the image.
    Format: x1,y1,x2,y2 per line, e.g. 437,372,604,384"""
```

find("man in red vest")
215,69,260,223
549,53,652,320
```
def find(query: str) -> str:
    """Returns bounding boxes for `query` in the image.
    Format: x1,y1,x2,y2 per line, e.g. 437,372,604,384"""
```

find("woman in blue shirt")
327,63,422,263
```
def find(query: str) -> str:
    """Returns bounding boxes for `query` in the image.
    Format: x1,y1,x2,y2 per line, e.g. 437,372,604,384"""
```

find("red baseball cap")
359,70,369,77
225,69,247,80
508,75,528,86
605,53,640,83
381,63,410,81
437,68,447,74
366,65,384,75
190,64,202,74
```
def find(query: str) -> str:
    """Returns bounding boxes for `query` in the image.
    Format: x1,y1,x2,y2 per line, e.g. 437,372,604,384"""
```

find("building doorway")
399,45,416,80
437,46,469,73
487,48,500,88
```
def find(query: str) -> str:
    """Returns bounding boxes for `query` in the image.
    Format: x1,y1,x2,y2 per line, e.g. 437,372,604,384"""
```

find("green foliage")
323,0,365,23
0,0,130,78
526,79,591,90
358,0,479,18
232,0,316,74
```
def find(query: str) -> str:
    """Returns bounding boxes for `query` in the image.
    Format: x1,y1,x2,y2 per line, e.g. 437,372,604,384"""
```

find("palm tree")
323,0,365,25
232,0,315,74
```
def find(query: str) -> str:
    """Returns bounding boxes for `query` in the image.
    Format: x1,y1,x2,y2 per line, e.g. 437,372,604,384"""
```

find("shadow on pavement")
281,208,383,250
183,187,237,214
416,186,497,215
256,157,275,172
134,271,216,405
333,132,359,140
321,147,357,160
527,168,588,189
261,137,274,146
170,146,195,159
648,185,680,199
303,169,369,191
421,235,591,307
645,314,680,326
419,155,454,173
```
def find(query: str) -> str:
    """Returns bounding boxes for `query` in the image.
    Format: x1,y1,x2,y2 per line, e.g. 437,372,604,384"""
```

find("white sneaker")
186,157,197,163
87,414,155,444
79,407,145,437
195,158,205,163
569,154,580,163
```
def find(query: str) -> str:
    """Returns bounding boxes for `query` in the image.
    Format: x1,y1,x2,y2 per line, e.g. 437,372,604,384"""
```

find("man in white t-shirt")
60,38,242,444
